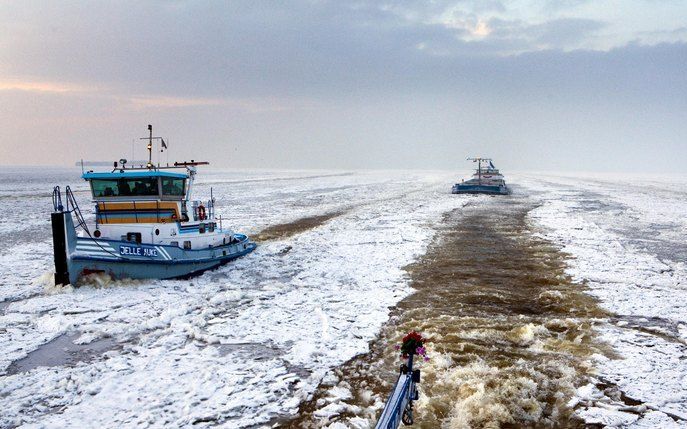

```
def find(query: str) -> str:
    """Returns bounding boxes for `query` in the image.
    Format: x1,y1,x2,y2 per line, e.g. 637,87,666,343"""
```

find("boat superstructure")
51,125,256,285
451,157,510,195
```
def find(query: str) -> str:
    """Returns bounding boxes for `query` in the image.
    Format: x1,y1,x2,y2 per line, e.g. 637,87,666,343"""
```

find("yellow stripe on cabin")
96,201,181,224
99,216,175,224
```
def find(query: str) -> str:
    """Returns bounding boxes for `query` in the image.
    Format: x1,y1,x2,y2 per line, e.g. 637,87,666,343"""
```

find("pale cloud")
0,76,309,113
473,19,492,37
125,95,316,113
436,13,493,40
413,0,687,52
126,95,227,109
0,78,93,93
636,26,687,46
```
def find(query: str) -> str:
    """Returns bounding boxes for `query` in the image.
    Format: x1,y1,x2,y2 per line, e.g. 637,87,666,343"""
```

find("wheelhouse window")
161,178,186,196
91,178,159,197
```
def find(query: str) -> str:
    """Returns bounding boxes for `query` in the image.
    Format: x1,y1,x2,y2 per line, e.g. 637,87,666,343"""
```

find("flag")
161,138,168,149
489,161,494,168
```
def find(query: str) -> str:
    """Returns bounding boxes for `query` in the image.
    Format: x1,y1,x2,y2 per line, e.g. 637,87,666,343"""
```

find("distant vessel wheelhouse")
50,125,256,286
452,157,510,195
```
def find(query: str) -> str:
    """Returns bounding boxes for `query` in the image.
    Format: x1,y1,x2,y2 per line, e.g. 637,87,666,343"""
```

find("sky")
0,0,686,172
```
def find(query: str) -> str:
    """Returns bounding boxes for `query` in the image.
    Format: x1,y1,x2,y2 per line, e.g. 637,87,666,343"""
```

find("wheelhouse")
83,171,189,201
83,170,193,225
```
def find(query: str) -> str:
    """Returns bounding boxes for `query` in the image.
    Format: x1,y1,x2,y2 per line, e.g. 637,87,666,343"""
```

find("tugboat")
452,157,510,195
51,125,257,286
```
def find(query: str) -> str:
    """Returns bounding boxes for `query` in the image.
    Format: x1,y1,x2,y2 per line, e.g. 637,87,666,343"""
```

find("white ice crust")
523,173,687,427
0,170,462,428
3,170,686,428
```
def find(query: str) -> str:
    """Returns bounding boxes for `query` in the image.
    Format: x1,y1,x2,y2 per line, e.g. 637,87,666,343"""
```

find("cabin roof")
82,170,188,180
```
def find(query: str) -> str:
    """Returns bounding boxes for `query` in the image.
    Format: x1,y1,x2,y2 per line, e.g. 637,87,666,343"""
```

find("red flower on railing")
394,330,430,361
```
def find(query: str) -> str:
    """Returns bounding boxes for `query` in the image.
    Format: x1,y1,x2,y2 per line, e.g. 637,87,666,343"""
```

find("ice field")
0,168,685,428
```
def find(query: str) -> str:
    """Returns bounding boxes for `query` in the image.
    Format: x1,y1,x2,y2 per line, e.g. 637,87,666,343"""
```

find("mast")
146,124,153,168
140,124,164,169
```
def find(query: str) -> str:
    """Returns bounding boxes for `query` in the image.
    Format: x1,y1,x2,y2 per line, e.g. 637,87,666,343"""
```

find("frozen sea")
0,168,685,428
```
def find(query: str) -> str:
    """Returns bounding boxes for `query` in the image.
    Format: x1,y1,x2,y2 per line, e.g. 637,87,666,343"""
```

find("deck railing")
375,354,421,429
53,186,89,234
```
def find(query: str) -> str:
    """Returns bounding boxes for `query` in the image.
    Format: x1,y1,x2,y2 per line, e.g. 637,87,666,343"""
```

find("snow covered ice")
0,169,460,428
525,173,687,427
1,168,686,428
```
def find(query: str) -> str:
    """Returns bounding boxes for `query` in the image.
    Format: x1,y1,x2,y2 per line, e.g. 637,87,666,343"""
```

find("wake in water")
288,193,608,428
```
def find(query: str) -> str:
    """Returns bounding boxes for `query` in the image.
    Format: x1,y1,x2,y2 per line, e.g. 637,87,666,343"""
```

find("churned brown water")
284,194,608,428
255,211,346,241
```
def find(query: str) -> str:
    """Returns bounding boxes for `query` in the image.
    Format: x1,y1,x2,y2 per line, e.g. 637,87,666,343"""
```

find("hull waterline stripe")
76,248,115,254
77,244,114,250
76,241,114,247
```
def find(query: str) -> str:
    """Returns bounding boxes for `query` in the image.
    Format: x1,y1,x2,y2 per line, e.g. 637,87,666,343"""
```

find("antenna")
466,157,492,184
139,124,165,169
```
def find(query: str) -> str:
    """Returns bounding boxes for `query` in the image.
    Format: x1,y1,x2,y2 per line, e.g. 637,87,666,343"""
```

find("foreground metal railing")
375,354,421,429
376,331,428,429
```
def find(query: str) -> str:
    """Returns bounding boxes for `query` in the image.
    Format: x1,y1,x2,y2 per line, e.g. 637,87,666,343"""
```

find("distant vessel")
452,157,510,195
51,125,256,286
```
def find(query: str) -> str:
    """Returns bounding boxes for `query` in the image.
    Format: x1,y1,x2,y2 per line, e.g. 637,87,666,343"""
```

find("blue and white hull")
452,157,510,196
451,183,510,195
53,211,256,286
